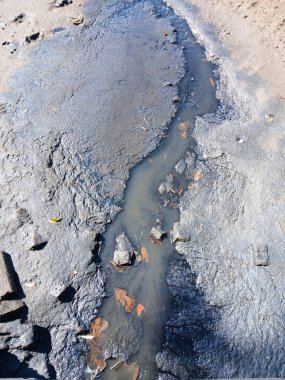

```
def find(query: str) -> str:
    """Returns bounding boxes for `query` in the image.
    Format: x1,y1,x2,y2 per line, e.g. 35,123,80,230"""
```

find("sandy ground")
0,0,184,378
157,0,285,378
188,0,285,101
0,0,84,92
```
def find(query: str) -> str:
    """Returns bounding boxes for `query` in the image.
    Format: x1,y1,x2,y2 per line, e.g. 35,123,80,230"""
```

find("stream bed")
86,1,219,378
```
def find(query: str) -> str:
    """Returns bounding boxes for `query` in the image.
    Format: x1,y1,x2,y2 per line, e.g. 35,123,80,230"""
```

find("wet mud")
87,1,218,379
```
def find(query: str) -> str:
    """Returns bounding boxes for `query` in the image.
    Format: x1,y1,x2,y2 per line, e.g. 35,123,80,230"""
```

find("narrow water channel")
86,1,219,379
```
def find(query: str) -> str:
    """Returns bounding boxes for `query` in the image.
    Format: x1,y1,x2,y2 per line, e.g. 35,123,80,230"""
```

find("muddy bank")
0,0,184,378
157,1,285,378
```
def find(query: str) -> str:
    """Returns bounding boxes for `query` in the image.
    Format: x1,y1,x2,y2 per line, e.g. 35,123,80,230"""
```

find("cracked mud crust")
0,0,184,378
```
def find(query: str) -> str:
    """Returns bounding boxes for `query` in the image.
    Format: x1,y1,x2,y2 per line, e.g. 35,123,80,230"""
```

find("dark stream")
86,1,219,379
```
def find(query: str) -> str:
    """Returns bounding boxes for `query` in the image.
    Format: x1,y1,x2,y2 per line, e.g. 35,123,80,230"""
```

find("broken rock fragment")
170,222,191,243
49,280,68,298
252,244,269,266
113,233,134,266
0,251,17,300
0,319,35,349
175,159,186,175
149,225,167,242
0,300,25,319
70,15,84,25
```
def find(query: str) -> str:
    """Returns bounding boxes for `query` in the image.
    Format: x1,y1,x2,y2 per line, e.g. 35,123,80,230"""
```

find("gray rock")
113,233,134,266
170,222,191,243
175,159,186,175
158,173,174,195
49,280,68,298
252,244,269,266
29,230,47,251
0,300,25,318
28,352,50,378
0,251,17,300
150,226,167,241
113,250,131,266
116,233,134,253
0,319,35,349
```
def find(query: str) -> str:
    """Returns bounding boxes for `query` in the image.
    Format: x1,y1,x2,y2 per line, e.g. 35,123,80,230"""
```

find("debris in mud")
0,103,6,114
178,121,189,138
136,304,146,317
70,15,84,25
209,77,216,87
149,225,167,242
236,137,245,144
140,246,149,263
48,217,62,223
175,159,186,175
0,251,18,299
252,244,269,266
25,32,41,44
158,173,174,195
54,0,73,7
266,114,275,123
88,342,107,375
170,222,191,243
13,13,25,23
90,317,109,338
193,170,203,182
115,288,136,313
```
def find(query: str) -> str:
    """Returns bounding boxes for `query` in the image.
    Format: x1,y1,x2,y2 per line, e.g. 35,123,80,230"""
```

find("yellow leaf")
48,217,62,223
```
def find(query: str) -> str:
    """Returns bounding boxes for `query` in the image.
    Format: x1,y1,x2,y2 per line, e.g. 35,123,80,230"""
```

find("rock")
70,15,84,25
170,222,191,243
150,226,167,241
158,173,174,195
252,244,269,266
0,300,25,319
28,353,50,378
49,280,68,298
29,231,48,251
0,251,17,300
113,250,131,266
113,233,134,266
88,210,111,227
13,208,31,228
0,320,35,349
116,233,134,252
54,0,72,6
25,32,40,44
175,159,186,175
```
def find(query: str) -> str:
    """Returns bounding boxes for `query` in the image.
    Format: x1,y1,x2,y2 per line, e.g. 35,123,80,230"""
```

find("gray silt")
156,0,285,378
0,0,184,378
